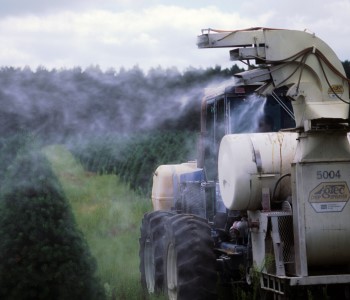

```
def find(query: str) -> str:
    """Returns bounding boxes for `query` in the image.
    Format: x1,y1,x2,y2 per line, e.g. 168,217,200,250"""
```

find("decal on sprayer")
328,85,344,98
308,181,350,213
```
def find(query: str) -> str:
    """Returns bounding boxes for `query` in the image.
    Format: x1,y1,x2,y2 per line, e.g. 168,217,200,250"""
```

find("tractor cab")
199,82,296,181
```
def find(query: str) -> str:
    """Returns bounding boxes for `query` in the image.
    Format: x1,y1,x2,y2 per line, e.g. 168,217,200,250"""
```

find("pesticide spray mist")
205,76,268,134
0,66,216,144
232,94,267,133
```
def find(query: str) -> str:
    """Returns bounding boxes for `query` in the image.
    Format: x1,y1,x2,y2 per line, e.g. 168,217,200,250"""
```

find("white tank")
152,162,199,211
218,132,298,210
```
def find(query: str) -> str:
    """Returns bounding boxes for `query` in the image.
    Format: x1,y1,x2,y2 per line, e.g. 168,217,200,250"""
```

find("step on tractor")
139,27,350,299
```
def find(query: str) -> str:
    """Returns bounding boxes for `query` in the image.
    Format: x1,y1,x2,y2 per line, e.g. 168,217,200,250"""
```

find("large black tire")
163,214,217,300
139,211,174,295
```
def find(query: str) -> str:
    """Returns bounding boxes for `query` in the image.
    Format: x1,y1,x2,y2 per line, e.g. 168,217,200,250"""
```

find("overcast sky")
0,0,349,72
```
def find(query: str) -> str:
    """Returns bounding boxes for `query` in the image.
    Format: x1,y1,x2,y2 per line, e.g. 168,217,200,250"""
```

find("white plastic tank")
218,132,299,210
152,162,199,211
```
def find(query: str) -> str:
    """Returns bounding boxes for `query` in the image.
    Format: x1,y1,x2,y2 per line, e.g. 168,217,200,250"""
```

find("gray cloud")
0,0,211,16
0,0,82,16
0,1,348,71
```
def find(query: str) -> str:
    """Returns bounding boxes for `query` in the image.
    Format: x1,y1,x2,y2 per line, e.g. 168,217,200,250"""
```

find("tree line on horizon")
0,61,349,144
0,133,106,299
0,64,243,143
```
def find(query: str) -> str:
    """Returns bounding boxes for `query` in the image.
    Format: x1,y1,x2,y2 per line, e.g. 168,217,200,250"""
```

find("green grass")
43,145,164,300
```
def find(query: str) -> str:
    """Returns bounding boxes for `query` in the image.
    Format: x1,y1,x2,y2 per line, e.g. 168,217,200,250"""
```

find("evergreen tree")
342,60,350,78
0,140,106,300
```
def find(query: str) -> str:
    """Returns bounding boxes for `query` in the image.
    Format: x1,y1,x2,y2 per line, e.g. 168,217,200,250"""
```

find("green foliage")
117,131,197,193
0,138,105,299
0,131,34,182
71,131,197,195
342,60,350,78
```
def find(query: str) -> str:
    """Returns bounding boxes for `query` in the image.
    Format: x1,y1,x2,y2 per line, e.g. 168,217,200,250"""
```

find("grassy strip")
43,145,164,299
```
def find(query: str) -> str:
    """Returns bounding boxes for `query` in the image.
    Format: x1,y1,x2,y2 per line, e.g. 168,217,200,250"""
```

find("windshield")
202,92,295,180
229,94,295,134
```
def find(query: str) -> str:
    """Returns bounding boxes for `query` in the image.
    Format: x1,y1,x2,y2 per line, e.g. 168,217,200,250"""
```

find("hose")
272,173,291,203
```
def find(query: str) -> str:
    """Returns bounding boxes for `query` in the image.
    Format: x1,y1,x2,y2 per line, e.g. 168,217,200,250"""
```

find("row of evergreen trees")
0,134,105,299
71,131,197,195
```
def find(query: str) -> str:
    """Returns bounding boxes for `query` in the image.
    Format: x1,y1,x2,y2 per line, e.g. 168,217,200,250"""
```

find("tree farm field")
43,145,165,300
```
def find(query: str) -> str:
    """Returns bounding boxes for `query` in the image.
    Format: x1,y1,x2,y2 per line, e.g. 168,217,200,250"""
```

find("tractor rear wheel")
139,211,174,295
163,214,217,300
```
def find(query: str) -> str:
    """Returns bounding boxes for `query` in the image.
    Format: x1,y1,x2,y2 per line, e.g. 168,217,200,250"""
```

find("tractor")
139,27,350,299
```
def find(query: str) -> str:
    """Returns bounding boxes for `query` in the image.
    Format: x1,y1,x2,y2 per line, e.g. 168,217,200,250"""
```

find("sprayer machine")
139,27,350,299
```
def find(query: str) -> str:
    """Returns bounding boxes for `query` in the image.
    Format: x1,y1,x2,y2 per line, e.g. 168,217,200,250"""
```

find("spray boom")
197,28,350,129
